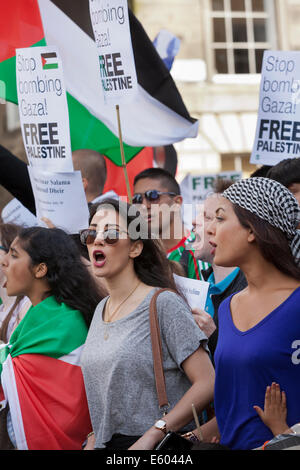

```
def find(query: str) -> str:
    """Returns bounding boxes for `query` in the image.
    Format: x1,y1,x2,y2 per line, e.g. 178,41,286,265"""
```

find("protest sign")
180,171,242,228
174,274,209,310
28,168,89,234
16,46,73,172
251,51,300,166
89,0,138,105
1,198,38,227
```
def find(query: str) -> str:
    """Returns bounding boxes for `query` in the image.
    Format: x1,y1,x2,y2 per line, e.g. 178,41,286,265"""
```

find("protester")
80,198,215,450
266,158,300,204
0,227,103,450
0,223,31,343
72,149,118,204
192,179,247,358
133,168,209,280
190,177,300,450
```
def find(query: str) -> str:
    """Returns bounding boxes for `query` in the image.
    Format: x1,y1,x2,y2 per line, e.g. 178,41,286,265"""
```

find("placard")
174,274,209,310
28,168,89,234
180,171,242,228
251,51,300,165
89,0,138,104
16,46,73,172
1,198,38,227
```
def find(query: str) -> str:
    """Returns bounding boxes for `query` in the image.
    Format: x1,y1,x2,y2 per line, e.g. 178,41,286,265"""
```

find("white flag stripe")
2,354,28,450
38,0,198,147
58,344,84,366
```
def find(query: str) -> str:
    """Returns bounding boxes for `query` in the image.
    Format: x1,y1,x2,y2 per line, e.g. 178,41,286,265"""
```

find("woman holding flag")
0,226,103,450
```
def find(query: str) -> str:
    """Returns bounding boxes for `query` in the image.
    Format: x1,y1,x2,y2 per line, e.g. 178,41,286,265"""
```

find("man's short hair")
133,168,181,195
266,158,300,188
72,149,107,194
213,178,234,194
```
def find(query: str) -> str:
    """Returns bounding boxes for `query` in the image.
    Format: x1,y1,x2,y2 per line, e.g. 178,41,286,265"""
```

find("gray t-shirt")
80,288,208,448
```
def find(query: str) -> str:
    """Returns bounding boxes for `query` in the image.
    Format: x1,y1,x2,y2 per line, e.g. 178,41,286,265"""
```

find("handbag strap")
149,288,175,414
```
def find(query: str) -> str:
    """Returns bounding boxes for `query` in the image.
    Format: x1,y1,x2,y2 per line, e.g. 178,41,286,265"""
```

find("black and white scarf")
222,177,300,265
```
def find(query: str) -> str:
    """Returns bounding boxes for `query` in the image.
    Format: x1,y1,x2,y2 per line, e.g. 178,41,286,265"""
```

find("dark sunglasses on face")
79,228,128,246
132,190,177,205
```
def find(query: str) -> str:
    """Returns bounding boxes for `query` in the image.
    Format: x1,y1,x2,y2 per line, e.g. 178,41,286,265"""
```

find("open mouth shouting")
93,250,106,268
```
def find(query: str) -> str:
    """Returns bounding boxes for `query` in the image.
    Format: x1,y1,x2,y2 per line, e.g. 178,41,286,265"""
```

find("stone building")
1,0,300,208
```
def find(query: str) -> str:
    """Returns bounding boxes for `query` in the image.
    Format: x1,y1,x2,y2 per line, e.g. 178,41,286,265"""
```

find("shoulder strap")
149,288,175,414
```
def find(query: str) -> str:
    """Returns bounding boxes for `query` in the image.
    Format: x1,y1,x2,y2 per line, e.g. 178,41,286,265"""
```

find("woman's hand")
253,382,291,436
192,308,216,338
128,427,164,450
83,433,95,450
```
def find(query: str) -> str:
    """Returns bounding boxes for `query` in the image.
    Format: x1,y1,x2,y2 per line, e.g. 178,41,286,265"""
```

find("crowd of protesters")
0,148,300,450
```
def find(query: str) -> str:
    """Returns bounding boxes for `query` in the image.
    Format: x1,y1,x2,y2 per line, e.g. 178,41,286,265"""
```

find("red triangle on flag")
0,0,44,62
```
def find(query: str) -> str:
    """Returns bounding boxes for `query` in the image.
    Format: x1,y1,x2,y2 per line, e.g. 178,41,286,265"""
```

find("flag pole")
116,104,132,204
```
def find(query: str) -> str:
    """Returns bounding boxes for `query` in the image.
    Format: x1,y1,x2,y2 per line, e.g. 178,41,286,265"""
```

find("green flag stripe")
8,296,87,359
67,93,142,166
0,39,142,164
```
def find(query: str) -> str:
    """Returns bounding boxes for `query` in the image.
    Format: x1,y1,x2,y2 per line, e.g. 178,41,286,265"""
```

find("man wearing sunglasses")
133,168,208,280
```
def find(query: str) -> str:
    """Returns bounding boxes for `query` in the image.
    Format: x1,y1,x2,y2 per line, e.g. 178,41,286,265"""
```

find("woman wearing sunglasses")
0,226,103,450
80,198,215,450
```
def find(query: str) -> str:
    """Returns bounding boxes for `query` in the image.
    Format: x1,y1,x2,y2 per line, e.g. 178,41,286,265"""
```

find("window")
210,0,277,74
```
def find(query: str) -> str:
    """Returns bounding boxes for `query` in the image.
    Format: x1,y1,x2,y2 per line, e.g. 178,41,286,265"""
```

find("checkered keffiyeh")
222,177,300,265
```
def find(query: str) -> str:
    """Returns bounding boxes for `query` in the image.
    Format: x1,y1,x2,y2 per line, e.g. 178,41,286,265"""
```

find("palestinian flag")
41,51,58,69
0,296,91,450
0,0,198,167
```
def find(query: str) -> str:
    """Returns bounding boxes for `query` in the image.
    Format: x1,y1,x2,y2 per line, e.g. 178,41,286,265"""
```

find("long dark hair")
233,204,300,280
89,199,179,291
18,227,104,326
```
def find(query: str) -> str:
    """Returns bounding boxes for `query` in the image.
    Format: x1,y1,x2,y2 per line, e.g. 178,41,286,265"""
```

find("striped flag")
0,0,198,166
0,296,91,450
41,51,58,69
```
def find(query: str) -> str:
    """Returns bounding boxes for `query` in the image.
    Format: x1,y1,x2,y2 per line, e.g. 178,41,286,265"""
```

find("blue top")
205,268,240,317
214,287,300,450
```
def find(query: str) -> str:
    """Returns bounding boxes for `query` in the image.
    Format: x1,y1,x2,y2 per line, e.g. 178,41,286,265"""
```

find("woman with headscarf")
188,177,300,450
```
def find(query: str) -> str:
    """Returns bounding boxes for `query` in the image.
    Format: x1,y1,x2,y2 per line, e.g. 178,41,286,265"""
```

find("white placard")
16,46,73,172
89,0,138,104
174,274,209,310
28,167,89,234
180,172,242,228
251,51,300,166
1,199,38,227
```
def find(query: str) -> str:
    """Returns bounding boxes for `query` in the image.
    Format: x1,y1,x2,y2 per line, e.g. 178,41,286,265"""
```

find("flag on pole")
0,0,198,166
0,296,91,450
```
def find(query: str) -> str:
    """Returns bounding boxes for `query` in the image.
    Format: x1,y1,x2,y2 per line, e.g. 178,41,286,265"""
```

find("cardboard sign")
251,51,300,165
89,0,138,104
28,168,89,234
174,274,209,310
16,46,73,172
1,198,38,227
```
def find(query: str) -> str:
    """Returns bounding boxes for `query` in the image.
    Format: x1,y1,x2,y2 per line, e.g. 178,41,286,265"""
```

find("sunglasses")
79,228,128,246
132,190,176,205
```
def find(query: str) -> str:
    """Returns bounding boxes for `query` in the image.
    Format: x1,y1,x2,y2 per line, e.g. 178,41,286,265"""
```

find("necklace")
103,281,140,340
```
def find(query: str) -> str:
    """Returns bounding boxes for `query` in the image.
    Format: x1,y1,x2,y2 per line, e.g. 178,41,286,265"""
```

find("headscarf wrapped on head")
222,177,300,266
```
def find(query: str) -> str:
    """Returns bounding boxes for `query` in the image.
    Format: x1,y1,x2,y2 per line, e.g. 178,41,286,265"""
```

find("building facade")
133,0,300,180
